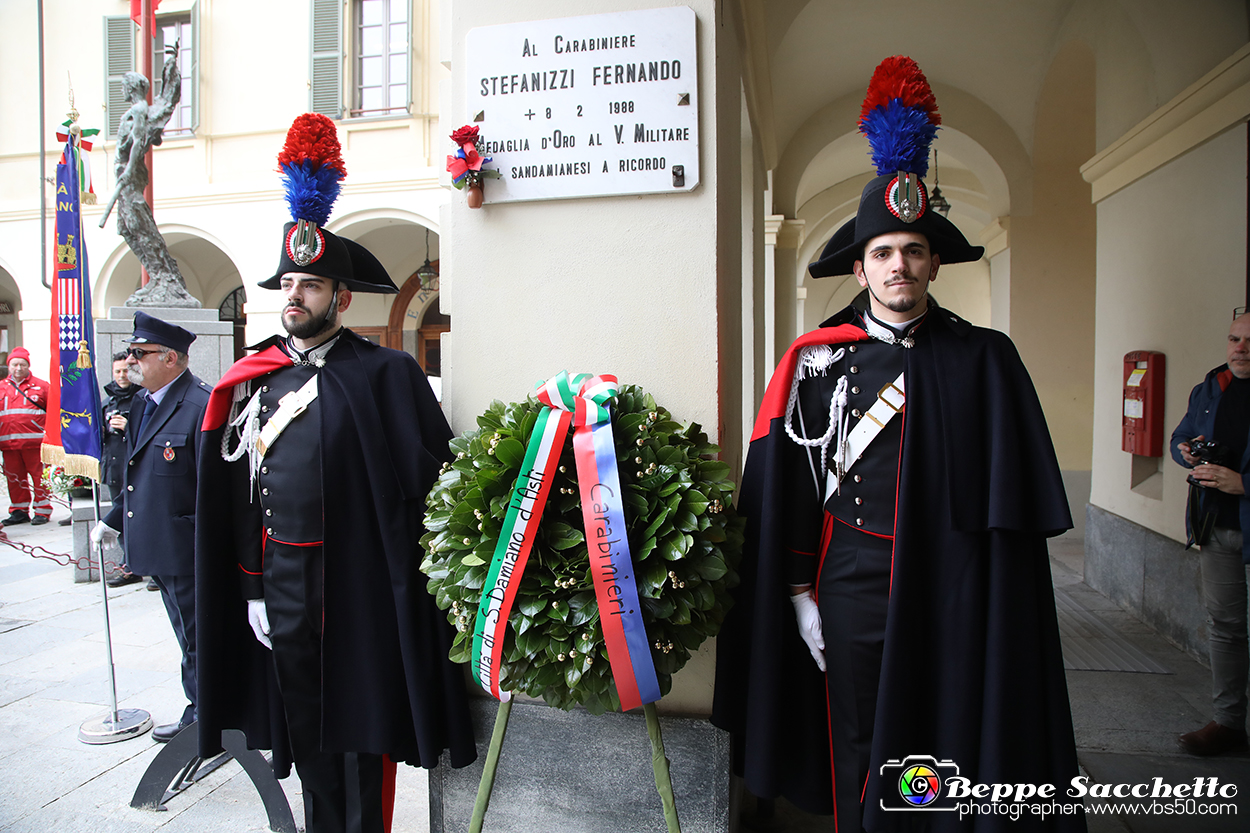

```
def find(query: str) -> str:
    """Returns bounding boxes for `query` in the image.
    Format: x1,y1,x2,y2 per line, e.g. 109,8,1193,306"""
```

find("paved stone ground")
2,516,1247,832
0,505,430,833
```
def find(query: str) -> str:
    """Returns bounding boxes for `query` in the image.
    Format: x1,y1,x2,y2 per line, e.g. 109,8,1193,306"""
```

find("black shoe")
30,516,49,526
57,517,72,526
106,572,143,588
2,511,29,526
152,718,193,743
146,577,159,591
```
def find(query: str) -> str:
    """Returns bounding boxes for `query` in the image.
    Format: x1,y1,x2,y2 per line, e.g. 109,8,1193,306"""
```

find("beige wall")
1008,41,1097,472
1089,124,1247,542
442,0,741,714
0,0,448,379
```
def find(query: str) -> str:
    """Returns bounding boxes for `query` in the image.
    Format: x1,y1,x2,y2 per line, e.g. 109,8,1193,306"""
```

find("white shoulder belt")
255,374,319,458
824,372,905,501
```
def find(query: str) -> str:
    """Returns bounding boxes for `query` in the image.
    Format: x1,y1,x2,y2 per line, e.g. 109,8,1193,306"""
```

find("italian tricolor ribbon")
471,372,662,711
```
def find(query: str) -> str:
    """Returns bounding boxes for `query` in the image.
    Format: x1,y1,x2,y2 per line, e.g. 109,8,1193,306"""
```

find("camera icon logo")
879,755,960,812
899,762,942,806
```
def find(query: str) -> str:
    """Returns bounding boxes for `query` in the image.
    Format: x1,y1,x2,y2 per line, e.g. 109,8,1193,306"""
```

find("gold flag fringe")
41,443,100,482
76,341,92,369
81,192,97,205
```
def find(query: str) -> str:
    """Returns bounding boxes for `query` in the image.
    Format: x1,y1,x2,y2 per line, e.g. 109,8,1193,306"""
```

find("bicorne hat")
808,57,984,279
260,114,398,294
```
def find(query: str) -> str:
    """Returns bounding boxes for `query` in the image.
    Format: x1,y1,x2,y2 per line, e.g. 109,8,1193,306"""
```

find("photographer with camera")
100,351,145,588
1171,312,1250,756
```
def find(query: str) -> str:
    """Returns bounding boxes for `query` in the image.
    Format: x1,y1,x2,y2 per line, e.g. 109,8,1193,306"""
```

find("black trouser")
817,527,892,833
263,539,385,833
151,574,196,726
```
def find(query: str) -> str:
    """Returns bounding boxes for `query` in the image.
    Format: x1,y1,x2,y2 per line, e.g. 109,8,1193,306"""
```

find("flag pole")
78,480,151,743
55,124,152,744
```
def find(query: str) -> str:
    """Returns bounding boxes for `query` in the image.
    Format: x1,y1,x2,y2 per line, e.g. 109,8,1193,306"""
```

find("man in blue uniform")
92,313,210,743
1170,312,1250,756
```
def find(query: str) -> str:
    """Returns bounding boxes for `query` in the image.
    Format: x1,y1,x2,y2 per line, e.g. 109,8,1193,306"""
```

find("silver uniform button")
262,386,269,393
855,497,863,505
127,511,134,518
265,509,273,516
261,466,268,474
854,475,862,483
852,409,862,418
266,527,274,535
855,518,863,526
851,386,860,394
165,441,171,447
262,488,269,495
127,485,134,491
262,406,269,413
849,345,857,353
129,460,135,466
850,366,859,373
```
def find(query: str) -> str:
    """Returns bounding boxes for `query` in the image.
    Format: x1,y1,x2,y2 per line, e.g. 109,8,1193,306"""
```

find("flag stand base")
78,708,152,744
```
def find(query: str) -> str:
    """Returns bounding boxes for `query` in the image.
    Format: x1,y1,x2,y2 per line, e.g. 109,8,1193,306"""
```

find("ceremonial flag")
55,121,99,204
42,129,104,480
130,0,161,29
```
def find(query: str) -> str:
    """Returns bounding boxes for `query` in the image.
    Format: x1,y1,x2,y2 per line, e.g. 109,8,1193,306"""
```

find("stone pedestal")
430,698,731,833
95,307,235,388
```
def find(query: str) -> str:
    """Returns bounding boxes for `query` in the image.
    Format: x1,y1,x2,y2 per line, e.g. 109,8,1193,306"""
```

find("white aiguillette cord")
824,373,905,501
783,317,916,499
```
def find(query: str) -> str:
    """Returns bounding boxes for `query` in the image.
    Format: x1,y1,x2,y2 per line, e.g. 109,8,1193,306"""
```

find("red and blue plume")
858,56,941,177
277,113,347,226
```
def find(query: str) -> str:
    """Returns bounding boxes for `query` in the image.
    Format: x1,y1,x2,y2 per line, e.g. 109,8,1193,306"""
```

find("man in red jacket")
0,347,51,526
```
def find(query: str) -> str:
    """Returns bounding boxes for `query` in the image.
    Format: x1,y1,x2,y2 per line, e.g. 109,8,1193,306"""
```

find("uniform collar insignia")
861,308,925,348
284,329,343,367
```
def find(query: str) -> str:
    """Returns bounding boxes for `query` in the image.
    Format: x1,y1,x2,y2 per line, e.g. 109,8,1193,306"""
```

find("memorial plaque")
465,6,699,203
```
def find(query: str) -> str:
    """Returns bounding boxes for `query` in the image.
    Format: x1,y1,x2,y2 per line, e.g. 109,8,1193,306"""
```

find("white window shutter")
310,0,342,118
104,16,135,139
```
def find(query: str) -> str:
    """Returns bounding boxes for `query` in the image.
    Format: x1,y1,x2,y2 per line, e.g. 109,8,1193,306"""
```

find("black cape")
195,330,476,776
712,305,1084,831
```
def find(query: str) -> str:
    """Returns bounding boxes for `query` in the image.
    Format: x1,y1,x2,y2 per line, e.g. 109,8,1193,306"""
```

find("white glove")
90,521,120,547
247,599,272,650
790,588,826,672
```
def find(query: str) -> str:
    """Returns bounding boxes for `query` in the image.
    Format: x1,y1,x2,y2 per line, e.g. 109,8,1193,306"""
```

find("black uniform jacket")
711,304,1082,830
99,379,139,492
103,370,210,576
194,330,476,776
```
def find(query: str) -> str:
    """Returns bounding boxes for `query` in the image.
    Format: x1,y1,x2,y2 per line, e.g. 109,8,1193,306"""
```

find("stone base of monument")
96,307,235,387
430,697,731,833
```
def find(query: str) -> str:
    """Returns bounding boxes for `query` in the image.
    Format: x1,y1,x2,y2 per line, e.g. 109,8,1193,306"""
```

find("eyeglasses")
125,347,166,360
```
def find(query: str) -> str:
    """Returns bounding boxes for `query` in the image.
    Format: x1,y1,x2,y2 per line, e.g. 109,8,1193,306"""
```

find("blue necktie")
133,395,156,437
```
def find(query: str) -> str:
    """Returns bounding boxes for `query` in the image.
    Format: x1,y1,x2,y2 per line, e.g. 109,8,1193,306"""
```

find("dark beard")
282,304,337,340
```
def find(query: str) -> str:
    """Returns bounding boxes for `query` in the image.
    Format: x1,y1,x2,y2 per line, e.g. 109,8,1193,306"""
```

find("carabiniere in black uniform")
784,305,924,821
235,332,385,824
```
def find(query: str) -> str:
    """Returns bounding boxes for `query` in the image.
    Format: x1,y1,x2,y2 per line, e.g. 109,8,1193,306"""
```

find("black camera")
1187,438,1233,487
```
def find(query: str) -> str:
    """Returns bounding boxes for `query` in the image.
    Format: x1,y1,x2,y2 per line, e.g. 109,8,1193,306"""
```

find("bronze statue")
99,45,200,308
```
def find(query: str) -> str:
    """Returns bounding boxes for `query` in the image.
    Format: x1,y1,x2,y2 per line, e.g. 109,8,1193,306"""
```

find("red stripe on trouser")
382,754,397,833
3,447,51,516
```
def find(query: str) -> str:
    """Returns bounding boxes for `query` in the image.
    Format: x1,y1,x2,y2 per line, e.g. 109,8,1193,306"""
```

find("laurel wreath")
420,386,744,713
